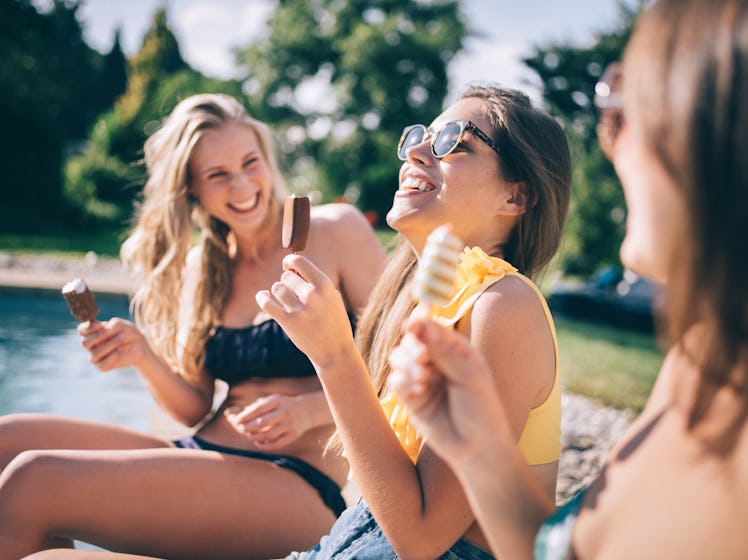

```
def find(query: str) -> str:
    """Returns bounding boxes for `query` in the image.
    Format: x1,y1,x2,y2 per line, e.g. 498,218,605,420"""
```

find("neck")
232,207,283,263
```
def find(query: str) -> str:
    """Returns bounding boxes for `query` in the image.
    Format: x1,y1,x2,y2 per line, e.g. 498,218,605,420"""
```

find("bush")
63,146,142,226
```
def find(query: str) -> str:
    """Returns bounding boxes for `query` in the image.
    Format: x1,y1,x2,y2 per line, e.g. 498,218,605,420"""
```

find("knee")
0,450,66,521
0,413,40,468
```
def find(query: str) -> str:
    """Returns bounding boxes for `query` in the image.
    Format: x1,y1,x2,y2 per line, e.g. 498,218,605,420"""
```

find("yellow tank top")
380,246,562,465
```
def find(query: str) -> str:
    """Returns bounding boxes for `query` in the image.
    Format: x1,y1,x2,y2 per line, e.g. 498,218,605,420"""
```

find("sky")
64,0,634,105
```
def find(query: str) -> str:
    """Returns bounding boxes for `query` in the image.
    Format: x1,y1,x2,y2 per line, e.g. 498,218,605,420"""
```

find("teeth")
231,193,259,211
401,177,434,192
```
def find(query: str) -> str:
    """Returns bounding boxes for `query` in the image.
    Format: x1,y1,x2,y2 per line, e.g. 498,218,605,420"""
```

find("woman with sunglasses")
23,86,571,560
385,0,748,559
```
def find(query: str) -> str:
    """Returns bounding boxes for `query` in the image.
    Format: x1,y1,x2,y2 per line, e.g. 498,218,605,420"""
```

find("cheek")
614,136,680,279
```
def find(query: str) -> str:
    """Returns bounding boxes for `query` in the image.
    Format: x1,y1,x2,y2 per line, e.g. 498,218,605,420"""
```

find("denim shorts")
286,500,495,560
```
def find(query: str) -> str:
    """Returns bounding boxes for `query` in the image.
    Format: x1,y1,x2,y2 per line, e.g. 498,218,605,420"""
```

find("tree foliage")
0,0,126,231
523,1,640,274
237,0,467,225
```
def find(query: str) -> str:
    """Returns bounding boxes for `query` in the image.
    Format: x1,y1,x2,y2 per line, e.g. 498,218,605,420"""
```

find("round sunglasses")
397,119,501,161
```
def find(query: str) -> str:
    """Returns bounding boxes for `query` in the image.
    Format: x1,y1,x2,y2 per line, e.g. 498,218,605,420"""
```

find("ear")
498,181,533,216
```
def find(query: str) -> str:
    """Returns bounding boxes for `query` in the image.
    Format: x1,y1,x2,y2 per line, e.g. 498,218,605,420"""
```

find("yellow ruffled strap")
380,391,422,464
381,247,516,464
433,246,517,326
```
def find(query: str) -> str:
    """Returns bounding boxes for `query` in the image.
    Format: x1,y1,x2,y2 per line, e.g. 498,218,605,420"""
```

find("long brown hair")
122,94,288,383
356,85,572,402
624,0,748,449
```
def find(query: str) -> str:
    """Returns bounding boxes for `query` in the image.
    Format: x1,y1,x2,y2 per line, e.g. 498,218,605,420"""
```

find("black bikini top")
203,314,355,386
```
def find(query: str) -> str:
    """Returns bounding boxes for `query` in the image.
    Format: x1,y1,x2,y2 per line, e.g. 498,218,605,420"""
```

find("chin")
620,238,653,278
385,206,409,232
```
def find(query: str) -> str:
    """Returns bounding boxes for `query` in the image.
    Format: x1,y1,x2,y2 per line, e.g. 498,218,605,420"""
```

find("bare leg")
0,413,171,470
0,447,335,560
24,552,161,560
0,414,173,555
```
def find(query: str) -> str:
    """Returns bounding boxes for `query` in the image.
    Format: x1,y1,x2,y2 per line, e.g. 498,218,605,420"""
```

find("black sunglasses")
397,119,501,161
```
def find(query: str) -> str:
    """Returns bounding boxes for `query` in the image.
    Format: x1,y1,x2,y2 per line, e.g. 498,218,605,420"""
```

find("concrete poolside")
0,251,136,296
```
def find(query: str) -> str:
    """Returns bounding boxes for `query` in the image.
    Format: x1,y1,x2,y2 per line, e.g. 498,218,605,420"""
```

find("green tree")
0,0,113,231
237,0,467,225
523,2,641,274
93,27,128,115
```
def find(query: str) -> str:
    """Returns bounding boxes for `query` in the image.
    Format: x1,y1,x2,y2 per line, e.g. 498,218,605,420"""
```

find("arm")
78,250,214,427
257,256,554,557
78,319,214,426
389,317,556,560
227,205,386,449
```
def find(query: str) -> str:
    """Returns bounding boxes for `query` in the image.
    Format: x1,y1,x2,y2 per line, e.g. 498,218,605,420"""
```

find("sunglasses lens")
432,121,463,158
398,126,426,160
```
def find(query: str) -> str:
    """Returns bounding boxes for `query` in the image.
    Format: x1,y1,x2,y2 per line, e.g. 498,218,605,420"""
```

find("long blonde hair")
350,86,571,445
121,93,288,383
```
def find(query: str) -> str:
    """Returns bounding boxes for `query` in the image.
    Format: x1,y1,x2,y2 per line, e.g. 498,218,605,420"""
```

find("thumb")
410,320,491,387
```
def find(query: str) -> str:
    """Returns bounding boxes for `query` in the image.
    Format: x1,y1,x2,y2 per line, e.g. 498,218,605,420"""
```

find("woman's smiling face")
189,121,274,234
387,97,524,253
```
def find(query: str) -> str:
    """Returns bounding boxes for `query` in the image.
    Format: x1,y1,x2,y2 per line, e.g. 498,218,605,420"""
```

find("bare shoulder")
310,202,373,233
469,274,549,334
309,202,384,258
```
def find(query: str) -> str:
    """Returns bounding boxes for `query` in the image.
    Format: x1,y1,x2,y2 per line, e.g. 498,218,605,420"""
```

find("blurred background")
1,0,662,413
2,0,640,275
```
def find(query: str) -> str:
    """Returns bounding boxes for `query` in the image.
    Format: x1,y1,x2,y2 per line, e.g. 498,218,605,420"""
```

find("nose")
231,170,254,192
404,135,433,165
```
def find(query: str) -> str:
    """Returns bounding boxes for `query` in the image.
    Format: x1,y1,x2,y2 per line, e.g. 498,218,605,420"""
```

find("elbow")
173,404,212,428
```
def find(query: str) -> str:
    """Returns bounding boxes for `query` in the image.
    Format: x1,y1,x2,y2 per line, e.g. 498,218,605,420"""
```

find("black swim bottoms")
173,435,346,517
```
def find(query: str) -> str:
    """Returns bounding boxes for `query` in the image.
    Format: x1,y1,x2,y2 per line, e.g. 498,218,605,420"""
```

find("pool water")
0,288,154,432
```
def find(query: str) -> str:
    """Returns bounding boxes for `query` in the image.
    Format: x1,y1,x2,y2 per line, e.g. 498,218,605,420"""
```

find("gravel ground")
0,251,635,504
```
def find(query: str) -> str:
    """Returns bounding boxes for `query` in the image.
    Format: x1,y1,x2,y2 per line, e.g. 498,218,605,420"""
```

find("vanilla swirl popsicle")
411,224,464,317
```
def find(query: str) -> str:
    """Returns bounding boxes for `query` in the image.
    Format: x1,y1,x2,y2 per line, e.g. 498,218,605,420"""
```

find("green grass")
555,316,664,412
0,228,125,257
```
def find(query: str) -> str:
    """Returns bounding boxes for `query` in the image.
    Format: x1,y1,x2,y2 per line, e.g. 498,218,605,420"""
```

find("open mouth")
229,192,260,212
401,176,436,192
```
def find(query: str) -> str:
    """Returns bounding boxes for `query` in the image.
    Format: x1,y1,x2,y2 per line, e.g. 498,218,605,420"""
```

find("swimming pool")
0,287,154,432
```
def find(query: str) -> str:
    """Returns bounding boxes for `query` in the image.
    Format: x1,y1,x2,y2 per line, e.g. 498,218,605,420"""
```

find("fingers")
229,395,276,424
76,319,103,336
225,406,292,447
408,319,490,386
257,255,333,314
281,254,330,287
77,318,142,371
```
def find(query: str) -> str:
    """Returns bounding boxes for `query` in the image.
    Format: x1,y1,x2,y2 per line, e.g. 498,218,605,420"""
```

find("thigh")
6,447,337,560
24,552,158,560
0,413,171,466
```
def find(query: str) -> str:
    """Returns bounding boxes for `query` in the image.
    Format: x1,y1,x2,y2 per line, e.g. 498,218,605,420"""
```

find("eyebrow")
200,150,260,174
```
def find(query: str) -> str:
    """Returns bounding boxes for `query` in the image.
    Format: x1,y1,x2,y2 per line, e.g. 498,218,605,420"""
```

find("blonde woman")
0,93,385,560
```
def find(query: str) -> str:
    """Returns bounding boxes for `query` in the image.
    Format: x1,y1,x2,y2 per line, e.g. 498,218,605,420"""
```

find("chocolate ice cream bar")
282,195,311,253
61,278,99,322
